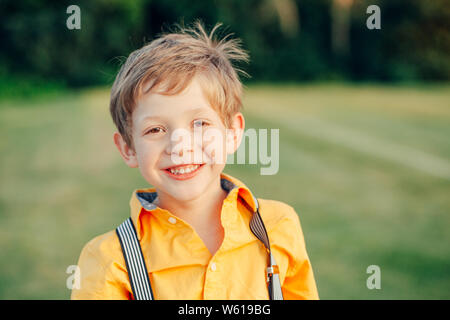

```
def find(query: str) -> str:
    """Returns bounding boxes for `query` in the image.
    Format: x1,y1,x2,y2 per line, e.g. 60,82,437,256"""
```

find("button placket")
204,260,219,299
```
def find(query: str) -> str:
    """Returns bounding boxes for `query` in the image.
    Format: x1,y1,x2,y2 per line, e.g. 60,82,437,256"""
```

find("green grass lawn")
0,83,449,299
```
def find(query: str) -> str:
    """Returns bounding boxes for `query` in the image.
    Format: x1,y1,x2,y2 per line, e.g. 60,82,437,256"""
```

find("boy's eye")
145,127,164,134
193,120,209,128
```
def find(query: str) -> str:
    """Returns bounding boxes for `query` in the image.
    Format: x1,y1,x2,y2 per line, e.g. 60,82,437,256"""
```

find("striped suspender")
116,218,154,300
249,207,284,300
116,204,284,300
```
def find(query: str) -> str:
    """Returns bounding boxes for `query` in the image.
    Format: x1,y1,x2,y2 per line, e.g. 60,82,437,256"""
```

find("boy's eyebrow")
141,107,212,121
141,115,165,122
188,107,212,115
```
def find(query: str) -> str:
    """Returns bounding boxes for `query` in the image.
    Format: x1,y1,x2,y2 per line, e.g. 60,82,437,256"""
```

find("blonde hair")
110,20,250,148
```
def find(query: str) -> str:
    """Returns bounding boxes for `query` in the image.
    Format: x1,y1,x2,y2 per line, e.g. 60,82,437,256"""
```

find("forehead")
133,77,218,121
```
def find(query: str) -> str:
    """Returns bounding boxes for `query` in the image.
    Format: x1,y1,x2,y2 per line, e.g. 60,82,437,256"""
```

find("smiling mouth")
163,163,205,179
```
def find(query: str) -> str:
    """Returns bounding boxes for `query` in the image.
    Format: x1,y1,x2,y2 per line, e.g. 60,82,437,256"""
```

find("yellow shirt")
71,173,319,300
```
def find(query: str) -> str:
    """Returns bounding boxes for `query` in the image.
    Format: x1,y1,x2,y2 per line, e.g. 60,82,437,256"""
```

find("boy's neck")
154,177,228,230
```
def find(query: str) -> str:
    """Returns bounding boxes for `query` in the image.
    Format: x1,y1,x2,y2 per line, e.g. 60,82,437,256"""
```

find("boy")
71,21,318,300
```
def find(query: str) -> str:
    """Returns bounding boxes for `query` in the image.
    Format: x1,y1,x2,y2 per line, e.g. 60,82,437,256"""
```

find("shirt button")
210,262,217,271
168,217,177,224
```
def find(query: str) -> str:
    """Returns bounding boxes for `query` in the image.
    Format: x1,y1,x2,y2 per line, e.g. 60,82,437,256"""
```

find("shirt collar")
129,172,259,240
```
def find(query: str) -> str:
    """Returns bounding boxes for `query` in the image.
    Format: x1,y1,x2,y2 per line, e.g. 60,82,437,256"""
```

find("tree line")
0,0,448,90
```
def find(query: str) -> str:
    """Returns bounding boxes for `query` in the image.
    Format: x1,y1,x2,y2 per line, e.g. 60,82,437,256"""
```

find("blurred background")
0,0,449,299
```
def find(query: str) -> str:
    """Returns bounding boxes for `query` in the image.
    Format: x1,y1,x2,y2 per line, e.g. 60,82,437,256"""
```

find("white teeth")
169,164,200,175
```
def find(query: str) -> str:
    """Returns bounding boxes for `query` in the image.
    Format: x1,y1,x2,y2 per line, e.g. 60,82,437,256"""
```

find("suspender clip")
266,264,280,283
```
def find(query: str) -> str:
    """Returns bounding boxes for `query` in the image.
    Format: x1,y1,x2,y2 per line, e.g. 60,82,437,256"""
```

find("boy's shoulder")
72,228,131,299
256,198,302,232
78,228,124,267
255,198,309,264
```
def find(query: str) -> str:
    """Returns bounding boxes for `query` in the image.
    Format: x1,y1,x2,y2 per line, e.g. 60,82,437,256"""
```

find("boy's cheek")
133,144,159,169
201,134,229,165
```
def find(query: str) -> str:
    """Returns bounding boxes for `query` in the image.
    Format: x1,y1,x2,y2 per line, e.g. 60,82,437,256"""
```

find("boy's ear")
113,132,139,168
226,112,245,155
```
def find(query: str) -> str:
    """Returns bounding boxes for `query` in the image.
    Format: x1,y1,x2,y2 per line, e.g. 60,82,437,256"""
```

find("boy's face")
114,76,244,203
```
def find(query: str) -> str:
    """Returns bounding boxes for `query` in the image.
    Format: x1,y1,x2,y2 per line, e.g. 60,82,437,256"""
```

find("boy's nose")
171,146,189,157
167,143,196,165
165,130,191,158
165,132,205,164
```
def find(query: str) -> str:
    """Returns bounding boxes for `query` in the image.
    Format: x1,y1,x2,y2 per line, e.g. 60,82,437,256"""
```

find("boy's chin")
162,186,206,203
